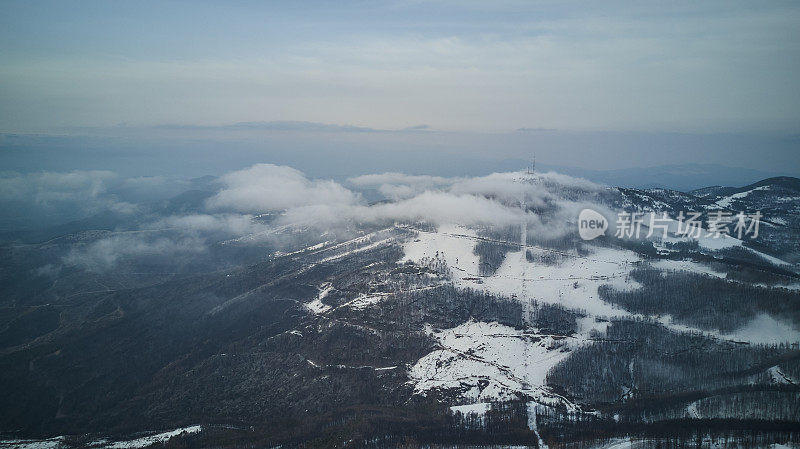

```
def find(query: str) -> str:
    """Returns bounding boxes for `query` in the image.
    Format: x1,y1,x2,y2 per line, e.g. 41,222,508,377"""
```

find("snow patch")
305,282,333,314
274,240,333,257
408,320,575,403
715,185,770,209
649,259,727,279
768,366,796,385
402,224,641,320
723,313,800,345
100,426,201,449
449,402,491,417
687,401,700,419
342,292,390,310
0,436,65,449
594,439,633,449
481,246,640,318
402,224,480,272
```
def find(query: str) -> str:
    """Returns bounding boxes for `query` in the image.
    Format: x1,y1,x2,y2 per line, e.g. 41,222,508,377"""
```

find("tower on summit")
526,154,536,176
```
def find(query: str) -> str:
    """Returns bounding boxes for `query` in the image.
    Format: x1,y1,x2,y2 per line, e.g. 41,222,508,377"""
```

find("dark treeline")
599,267,800,333
547,318,800,422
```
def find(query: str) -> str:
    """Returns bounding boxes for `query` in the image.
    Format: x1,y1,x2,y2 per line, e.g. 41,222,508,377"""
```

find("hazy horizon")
3,1,799,134
3,1,800,179
2,124,798,185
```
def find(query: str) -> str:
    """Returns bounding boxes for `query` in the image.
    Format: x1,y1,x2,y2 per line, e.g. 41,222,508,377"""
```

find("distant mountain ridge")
691,176,800,198
507,162,797,191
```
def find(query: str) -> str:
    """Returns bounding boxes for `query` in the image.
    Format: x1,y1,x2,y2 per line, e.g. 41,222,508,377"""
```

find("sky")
2,0,799,133
0,0,799,176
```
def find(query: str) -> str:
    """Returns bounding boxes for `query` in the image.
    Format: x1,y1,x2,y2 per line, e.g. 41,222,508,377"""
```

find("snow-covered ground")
724,314,800,345
404,223,800,341
403,224,640,319
317,236,395,264
687,400,701,418
101,425,201,449
449,402,491,417
401,222,800,402
341,292,390,310
0,436,65,449
0,426,202,449
408,320,578,404
594,439,633,449
768,365,796,385
647,213,791,266
649,258,727,278
484,246,639,318
715,185,771,209
401,224,481,275
305,282,333,314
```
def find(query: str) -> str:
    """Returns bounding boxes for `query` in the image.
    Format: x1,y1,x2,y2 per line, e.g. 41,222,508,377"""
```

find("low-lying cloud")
152,213,269,236
18,163,607,271
207,164,359,212
63,234,207,271
348,172,454,200
280,191,532,229
0,170,117,204
0,170,139,228
129,164,604,242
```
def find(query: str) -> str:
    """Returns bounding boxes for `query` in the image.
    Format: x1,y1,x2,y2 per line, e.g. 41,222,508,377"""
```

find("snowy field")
401,222,800,402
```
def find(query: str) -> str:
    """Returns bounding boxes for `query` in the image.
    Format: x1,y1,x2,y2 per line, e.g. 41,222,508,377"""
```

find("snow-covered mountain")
2,173,799,448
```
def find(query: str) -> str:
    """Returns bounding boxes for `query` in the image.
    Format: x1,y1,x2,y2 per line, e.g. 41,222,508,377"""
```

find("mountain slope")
2,175,800,448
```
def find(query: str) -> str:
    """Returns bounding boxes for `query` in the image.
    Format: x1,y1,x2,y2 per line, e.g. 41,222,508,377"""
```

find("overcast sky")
1,0,799,134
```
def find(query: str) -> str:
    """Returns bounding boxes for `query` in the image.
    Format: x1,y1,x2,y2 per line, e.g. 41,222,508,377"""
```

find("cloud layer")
207,164,359,212
12,163,605,271
208,165,605,236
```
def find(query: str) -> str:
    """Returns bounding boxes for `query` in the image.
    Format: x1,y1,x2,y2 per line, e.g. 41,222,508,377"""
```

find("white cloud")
348,172,456,200
204,164,609,238
347,172,453,187
281,190,531,229
206,164,360,212
152,213,269,236
2,164,619,271
39,164,621,271
63,234,207,271
0,170,117,204
0,170,138,223
347,172,457,200
207,165,538,228
537,171,605,191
